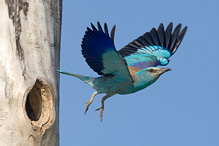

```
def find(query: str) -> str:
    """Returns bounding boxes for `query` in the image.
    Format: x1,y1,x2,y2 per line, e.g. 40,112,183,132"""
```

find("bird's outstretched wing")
118,23,188,69
81,22,133,82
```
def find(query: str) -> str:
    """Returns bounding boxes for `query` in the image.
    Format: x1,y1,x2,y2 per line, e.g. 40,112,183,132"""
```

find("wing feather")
111,25,116,42
165,22,173,49
81,22,133,82
172,26,188,55
150,28,159,46
118,23,187,69
169,24,181,52
143,33,154,46
157,23,165,47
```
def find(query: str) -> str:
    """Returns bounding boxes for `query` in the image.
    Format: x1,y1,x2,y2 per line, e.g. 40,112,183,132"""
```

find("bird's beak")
164,68,171,72
159,68,171,75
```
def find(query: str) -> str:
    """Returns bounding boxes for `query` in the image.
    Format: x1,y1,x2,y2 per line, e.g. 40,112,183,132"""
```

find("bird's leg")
84,91,98,114
95,94,110,121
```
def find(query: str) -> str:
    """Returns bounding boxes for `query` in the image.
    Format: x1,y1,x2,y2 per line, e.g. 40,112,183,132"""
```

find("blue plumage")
59,22,187,121
125,53,161,69
119,23,187,70
81,24,116,75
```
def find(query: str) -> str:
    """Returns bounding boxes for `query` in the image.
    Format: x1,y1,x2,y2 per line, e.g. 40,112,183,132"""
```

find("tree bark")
0,0,62,145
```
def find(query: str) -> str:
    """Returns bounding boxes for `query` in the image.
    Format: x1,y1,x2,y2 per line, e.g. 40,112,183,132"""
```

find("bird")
58,22,187,121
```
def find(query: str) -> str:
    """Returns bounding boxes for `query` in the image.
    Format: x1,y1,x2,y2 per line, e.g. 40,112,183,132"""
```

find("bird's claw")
96,106,104,121
95,107,101,111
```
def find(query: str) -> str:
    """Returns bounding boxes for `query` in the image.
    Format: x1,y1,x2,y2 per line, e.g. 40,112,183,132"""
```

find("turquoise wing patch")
118,23,187,69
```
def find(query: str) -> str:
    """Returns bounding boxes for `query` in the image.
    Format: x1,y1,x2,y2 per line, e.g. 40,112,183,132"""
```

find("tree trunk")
0,0,62,145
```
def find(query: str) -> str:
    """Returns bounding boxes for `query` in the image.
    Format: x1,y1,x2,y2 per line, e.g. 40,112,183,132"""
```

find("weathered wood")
0,0,62,145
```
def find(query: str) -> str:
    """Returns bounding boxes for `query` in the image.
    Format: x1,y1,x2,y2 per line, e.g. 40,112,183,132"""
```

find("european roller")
58,22,187,121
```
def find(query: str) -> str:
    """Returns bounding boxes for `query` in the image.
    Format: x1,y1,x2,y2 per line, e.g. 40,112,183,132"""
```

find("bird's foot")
96,106,104,122
84,101,92,114
84,91,98,114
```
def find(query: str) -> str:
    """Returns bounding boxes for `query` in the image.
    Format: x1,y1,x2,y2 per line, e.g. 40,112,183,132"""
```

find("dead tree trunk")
0,0,62,145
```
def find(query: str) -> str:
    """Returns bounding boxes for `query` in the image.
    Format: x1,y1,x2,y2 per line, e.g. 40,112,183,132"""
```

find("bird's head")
136,67,171,85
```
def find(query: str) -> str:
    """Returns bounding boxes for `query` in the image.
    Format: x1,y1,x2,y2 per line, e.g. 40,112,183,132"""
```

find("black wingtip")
87,22,117,41
181,26,188,33
104,23,109,36
111,25,116,42
168,22,173,28
91,23,97,31
159,23,164,28
118,22,188,58
97,21,103,32
87,27,92,32
165,22,173,48
169,23,182,52
157,23,165,47
150,28,159,46
171,25,188,55
166,22,173,32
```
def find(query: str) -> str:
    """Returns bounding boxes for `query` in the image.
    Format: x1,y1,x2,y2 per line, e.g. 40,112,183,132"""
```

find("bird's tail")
57,70,94,87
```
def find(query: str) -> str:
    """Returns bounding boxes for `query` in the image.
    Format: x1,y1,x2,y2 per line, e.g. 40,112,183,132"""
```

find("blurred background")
60,0,219,145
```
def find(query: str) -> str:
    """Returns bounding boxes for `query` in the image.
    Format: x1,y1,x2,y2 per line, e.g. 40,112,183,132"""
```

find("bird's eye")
147,69,154,73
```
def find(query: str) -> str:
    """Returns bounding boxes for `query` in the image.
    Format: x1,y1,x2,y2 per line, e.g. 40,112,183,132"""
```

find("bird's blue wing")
81,22,133,82
118,23,187,69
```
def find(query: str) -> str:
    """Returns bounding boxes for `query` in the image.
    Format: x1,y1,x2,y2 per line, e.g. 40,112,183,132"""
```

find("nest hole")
25,79,43,121
24,78,55,134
